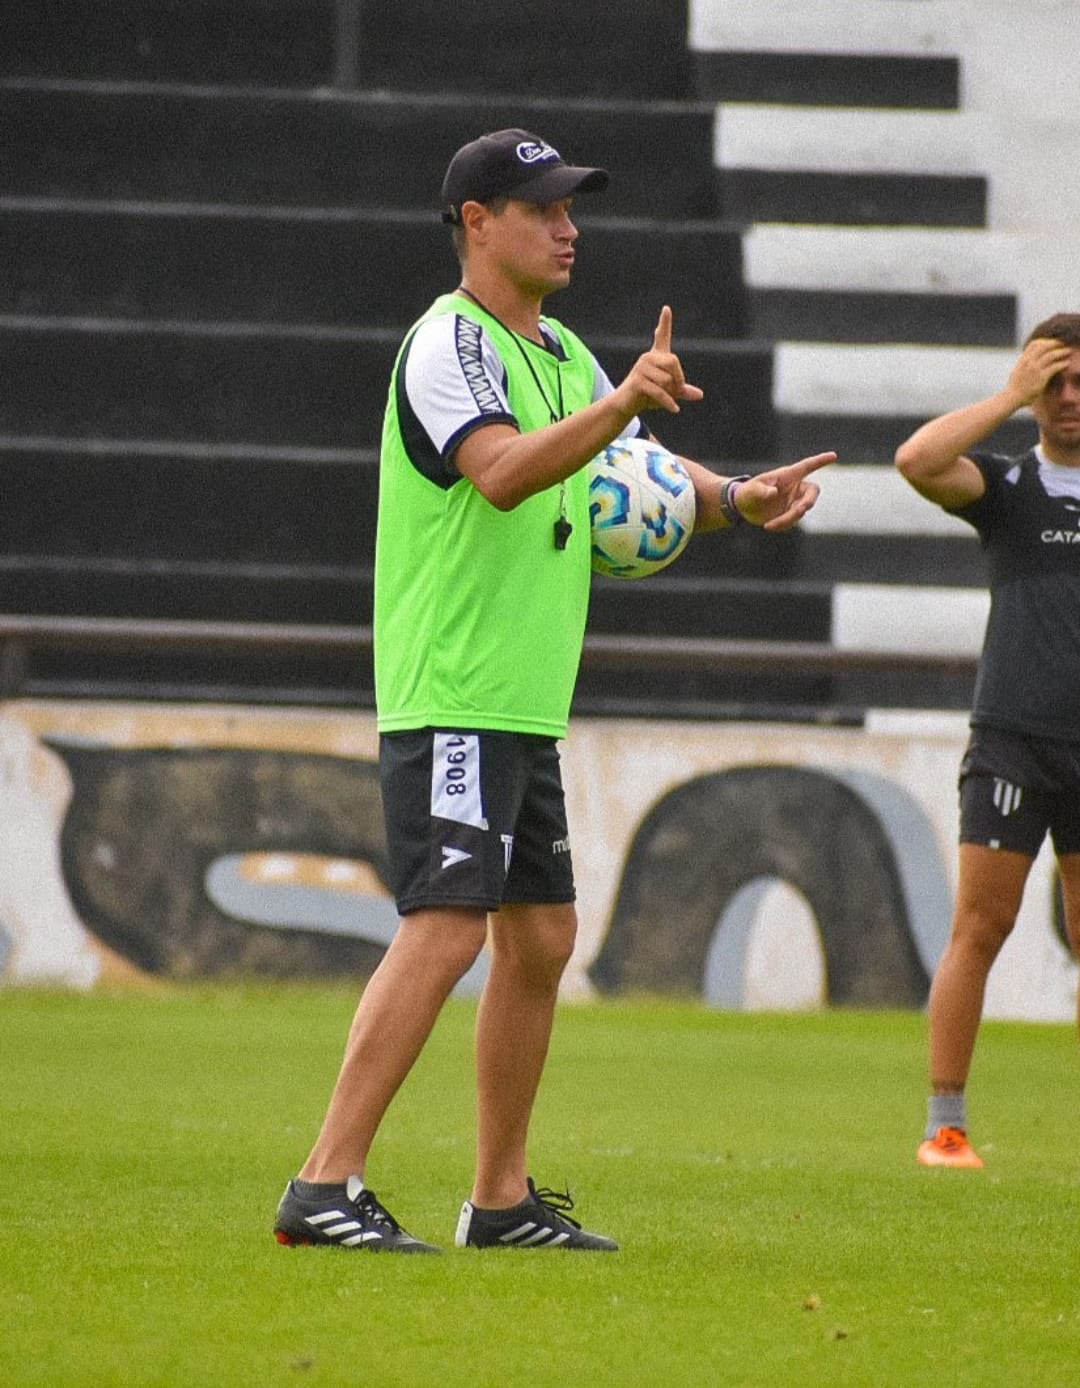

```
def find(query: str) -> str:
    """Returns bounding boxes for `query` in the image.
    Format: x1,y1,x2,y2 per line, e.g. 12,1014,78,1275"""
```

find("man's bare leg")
470,902,576,1208
298,907,487,1183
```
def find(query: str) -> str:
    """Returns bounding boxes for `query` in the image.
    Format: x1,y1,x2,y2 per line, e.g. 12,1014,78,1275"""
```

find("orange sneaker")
917,1125,984,1169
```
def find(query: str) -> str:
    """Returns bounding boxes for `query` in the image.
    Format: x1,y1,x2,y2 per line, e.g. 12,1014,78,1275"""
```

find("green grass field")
3,984,1079,1386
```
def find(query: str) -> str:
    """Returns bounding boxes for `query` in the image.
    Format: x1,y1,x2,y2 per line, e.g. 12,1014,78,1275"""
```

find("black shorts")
379,728,576,915
958,726,1080,856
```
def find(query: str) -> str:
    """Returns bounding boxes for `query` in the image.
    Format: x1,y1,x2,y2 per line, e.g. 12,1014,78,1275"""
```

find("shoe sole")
917,1144,984,1169
275,1228,441,1252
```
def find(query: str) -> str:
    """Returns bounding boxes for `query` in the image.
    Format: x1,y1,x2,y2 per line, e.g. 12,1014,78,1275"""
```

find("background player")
895,313,1080,1168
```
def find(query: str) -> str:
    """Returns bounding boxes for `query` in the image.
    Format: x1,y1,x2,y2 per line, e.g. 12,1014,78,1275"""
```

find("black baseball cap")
441,128,609,225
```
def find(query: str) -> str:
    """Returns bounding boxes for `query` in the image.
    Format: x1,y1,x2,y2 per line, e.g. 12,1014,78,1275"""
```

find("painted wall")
0,700,1073,1021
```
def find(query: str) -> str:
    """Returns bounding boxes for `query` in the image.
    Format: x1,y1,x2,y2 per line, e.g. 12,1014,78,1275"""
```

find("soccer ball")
588,436,696,579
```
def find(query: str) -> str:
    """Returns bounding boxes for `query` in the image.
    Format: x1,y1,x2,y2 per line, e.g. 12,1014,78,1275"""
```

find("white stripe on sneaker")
500,1222,571,1247
305,1210,382,1245
321,1219,363,1238
306,1208,349,1226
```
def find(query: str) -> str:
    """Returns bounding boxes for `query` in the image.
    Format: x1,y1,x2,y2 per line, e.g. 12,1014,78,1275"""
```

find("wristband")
720,474,751,527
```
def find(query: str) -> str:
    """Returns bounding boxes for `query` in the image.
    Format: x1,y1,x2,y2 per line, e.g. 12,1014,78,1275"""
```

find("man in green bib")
274,129,833,1254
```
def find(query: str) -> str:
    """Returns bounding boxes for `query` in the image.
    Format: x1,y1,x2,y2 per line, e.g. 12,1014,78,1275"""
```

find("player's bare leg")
298,906,488,1183
1056,854,1080,1035
927,844,1033,1091
471,902,576,1209
917,845,1033,1166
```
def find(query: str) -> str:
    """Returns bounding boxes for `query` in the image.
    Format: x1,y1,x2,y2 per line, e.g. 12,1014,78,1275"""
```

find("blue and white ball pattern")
588,437,696,579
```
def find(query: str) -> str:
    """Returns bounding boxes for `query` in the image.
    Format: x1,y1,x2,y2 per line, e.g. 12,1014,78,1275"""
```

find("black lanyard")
456,287,573,549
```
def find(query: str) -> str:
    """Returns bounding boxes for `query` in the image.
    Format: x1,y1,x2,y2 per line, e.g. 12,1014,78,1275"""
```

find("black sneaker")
274,1174,441,1253
455,1177,618,1250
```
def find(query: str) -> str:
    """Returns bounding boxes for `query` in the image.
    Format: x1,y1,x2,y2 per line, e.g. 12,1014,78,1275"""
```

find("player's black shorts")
379,728,576,915
958,726,1080,856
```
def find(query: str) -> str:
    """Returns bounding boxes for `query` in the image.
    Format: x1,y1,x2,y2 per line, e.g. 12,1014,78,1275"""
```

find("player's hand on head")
616,306,704,417
1009,337,1073,404
735,451,836,532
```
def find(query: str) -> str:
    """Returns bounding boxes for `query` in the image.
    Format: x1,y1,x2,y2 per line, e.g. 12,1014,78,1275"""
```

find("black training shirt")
950,449,1080,742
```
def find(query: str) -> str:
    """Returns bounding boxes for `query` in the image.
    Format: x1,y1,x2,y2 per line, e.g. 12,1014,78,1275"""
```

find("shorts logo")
992,778,1023,817
441,845,472,871
501,834,514,874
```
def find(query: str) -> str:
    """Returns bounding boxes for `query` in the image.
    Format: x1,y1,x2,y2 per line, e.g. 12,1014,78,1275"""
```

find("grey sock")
926,1093,967,1139
292,1178,347,1199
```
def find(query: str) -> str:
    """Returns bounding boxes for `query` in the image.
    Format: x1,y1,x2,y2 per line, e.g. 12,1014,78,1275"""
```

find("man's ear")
460,201,489,238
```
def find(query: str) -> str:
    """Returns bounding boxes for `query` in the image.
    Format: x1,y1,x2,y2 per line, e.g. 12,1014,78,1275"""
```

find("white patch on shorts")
431,732,488,829
992,777,1023,817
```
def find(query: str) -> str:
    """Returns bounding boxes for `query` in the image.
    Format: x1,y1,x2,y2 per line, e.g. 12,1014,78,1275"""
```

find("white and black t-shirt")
394,313,620,489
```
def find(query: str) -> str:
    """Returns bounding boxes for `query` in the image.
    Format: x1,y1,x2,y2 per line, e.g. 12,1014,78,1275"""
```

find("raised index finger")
785,451,837,479
652,305,673,355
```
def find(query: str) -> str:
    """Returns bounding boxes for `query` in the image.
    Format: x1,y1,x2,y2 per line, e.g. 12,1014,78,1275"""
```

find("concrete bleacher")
1,1,768,709
1,0,1068,716
695,0,1079,431
680,0,1074,718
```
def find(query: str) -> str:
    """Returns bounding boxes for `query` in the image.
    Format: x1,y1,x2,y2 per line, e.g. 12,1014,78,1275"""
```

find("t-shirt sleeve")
945,451,1015,535
402,314,518,462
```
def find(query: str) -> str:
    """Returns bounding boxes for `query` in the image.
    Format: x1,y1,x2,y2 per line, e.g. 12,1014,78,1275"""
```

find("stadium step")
775,412,1032,467
0,83,720,220
688,0,962,110
341,0,693,100
747,289,1015,347
773,341,1033,463
2,0,692,99
0,318,397,450
1,202,747,342
692,50,960,109
0,556,365,626
715,103,991,228
741,224,1022,352
589,575,832,645
0,320,773,463
0,443,372,565
718,169,986,228
0,556,838,647
0,0,338,85
0,439,369,627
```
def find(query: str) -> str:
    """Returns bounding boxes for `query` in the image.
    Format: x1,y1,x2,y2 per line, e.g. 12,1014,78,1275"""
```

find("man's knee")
492,904,577,978
396,908,489,981
951,901,1017,962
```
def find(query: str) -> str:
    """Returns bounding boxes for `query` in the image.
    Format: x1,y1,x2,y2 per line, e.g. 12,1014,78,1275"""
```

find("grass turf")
2,985,1079,1386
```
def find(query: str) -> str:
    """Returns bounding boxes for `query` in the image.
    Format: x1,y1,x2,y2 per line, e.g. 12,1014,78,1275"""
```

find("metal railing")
0,612,979,691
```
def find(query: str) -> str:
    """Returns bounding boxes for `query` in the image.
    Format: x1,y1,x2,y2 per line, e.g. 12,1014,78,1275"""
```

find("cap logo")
516,139,560,166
